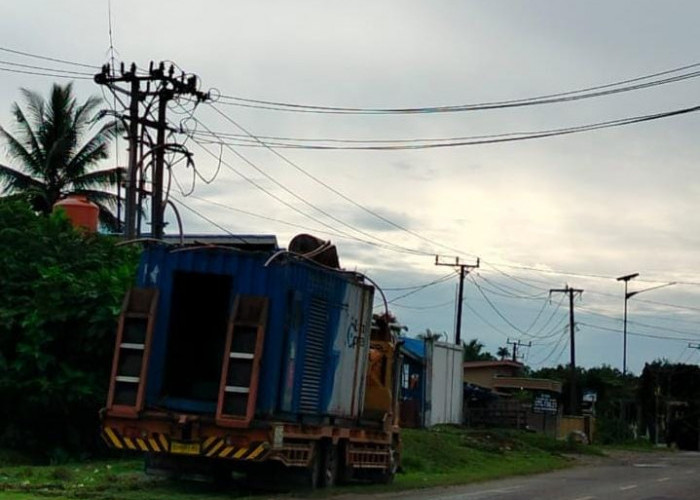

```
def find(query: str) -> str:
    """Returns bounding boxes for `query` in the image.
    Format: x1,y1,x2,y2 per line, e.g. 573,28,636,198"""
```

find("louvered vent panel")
300,296,328,412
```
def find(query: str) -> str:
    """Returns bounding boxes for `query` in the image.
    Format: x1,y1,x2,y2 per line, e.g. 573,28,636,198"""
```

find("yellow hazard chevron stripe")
206,440,225,457
157,433,169,451
103,428,123,449
247,443,266,460
148,437,160,451
102,428,167,452
101,427,268,461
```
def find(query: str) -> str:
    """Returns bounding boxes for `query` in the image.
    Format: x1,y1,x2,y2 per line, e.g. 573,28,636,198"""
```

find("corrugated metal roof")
463,360,524,370
401,337,426,360
161,234,278,251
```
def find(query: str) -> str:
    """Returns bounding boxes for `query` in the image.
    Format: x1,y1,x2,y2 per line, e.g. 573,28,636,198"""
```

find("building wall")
426,341,463,426
463,365,522,389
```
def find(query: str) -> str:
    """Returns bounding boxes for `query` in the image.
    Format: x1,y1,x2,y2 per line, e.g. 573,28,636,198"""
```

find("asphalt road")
363,451,700,500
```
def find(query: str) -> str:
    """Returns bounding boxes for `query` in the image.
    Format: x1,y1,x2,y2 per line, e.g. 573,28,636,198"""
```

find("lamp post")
617,273,675,375
616,273,638,376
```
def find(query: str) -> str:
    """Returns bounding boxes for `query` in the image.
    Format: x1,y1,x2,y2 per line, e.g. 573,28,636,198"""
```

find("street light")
617,273,675,375
617,273,639,376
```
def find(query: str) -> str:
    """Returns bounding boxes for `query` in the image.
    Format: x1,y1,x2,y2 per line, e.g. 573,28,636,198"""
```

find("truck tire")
320,441,338,487
337,440,353,484
366,445,398,484
299,444,321,489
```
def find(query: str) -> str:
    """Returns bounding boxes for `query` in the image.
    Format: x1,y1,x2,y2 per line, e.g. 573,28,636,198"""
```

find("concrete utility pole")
549,285,583,415
507,338,531,362
435,256,479,346
95,62,208,239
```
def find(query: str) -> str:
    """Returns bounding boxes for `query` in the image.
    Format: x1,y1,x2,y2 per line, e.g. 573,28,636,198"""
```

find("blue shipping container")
136,243,374,421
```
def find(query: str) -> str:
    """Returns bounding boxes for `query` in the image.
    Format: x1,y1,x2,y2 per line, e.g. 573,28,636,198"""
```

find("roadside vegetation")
0,427,608,500
0,200,138,461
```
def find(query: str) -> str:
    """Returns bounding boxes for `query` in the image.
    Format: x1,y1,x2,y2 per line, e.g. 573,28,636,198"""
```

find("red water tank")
53,195,99,233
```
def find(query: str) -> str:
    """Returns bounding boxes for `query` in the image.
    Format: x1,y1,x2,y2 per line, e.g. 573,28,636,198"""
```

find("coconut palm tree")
0,82,121,230
497,346,511,360
463,338,495,361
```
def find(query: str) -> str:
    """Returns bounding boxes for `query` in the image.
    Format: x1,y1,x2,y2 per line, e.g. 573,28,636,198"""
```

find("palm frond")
71,167,122,191
72,188,120,209
43,84,77,169
0,163,45,193
2,83,120,211
10,103,44,171
19,87,46,127
0,164,52,213
73,95,103,136
93,200,120,233
65,120,117,178
0,124,44,178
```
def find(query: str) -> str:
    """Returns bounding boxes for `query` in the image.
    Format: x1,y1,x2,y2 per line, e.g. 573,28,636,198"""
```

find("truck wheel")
337,440,353,484
367,446,398,484
382,446,399,484
320,442,338,487
299,445,321,489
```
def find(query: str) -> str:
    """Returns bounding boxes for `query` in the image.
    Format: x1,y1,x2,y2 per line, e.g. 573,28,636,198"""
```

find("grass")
393,427,578,489
0,427,609,499
600,439,671,452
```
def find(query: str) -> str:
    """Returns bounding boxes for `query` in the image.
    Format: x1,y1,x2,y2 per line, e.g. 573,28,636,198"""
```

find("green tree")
463,338,496,361
497,346,510,360
0,82,121,230
0,199,138,460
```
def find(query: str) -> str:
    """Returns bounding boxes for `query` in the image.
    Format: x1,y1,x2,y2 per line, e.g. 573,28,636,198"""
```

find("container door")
216,295,269,427
106,288,159,417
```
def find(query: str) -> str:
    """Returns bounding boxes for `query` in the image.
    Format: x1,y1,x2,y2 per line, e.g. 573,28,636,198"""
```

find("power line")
204,103,476,259
0,65,93,80
217,62,700,114
390,299,455,311
463,301,514,340
194,103,700,150
528,331,569,367
383,272,458,291
580,321,700,343
473,273,549,300
179,193,355,240
187,118,434,257
386,272,458,304
0,59,94,76
468,274,533,337
577,304,700,338
0,45,98,69
187,136,441,257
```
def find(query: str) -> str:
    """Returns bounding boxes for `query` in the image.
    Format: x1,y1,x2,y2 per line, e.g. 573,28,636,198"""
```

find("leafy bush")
595,416,634,445
0,200,138,460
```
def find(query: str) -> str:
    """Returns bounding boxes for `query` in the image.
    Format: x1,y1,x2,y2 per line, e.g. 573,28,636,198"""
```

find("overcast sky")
3,1,700,374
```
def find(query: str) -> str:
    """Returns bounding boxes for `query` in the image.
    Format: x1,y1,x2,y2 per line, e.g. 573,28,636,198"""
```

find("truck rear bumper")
101,415,271,462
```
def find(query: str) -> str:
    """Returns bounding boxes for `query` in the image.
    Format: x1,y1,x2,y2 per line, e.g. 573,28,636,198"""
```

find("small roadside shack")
399,336,463,428
463,360,563,437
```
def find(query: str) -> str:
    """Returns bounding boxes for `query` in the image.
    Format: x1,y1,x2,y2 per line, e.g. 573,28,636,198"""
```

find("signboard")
582,390,597,403
532,393,558,414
